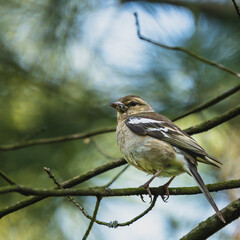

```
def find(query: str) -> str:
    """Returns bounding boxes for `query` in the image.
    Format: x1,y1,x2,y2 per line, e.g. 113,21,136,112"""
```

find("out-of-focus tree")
0,0,240,239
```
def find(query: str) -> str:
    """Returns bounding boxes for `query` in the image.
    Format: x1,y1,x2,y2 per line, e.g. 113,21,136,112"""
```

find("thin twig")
44,167,102,237
103,165,129,188
82,197,102,240
91,138,118,159
180,197,240,240
22,127,46,141
44,167,101,225
232,0,240,17
44,167,62,188
116,195,158,227
134,12,240,78
0,170,16,185
60,158,126,189
172,85,240,121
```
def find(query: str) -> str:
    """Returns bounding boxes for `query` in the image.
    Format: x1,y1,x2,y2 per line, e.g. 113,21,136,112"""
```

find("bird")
110,95,225,223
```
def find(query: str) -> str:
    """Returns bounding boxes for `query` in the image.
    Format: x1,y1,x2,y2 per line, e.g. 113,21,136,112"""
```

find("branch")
60,158,127,189
90,138,119,159
180,197,240,240
1,179,240,197
0,170,16,185
82,197,102,240
121,1,235,20
22,127,46,141
0,105,239,152
0,158,127,219
0,126,115,151
2,178,240,228
114,195,158,227
172,84,240,121
133,12,240,78
184,105,240,135
102,165,129,188
232,0,240,17
44,165,130,227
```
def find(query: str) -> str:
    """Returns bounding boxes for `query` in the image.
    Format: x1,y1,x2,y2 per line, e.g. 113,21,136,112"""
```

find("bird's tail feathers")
188,162,226,223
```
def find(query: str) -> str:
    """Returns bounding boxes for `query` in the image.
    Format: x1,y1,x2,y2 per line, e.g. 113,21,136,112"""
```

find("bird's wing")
125,114,221,167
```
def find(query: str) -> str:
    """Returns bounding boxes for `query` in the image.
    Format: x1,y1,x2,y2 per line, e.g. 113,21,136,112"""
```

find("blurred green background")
0,0,240,239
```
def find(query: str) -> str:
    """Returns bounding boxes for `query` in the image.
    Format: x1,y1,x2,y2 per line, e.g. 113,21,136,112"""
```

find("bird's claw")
159,181,170,202
160,194,169,203
140,184,153,203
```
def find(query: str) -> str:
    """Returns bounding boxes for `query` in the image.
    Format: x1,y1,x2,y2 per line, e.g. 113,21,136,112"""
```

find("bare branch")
121,1,234,20
0,105,239,152
0,158,127,219
44,164,149,229
3,178,240,228
172,85,240,121
44,167,92,220
91,138,119,159
103,165,129,188
0,127,115,151
116,195,158,227
22,127,46,141
0,170,16,185
184,105,240,135
82,197,102,240
60,158,127,189
43,166,127,228
180,197,240,240
1,178,240,198
0,104,239,152
133,12,240,78
232,0,240,17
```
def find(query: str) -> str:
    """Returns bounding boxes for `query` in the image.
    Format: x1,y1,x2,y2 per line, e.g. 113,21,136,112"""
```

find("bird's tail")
188,162,226,223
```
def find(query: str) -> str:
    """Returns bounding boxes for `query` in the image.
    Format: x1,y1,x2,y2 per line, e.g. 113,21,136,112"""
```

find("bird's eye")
129,101,137,106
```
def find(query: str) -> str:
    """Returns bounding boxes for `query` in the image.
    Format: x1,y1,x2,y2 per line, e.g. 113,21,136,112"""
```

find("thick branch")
181,197,240,240
134,12,240,78
0,158,127,219
172,85,240,121
1,179,240,197
184,105,240,135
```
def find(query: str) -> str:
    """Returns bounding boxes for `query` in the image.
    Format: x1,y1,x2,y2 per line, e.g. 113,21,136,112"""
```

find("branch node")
109,220,119,228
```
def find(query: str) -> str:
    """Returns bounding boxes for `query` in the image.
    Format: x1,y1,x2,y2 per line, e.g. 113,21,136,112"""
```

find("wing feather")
126,115,221,167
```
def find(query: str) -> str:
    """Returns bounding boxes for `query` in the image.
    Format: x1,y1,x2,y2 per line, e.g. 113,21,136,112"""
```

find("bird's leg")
140,169,162,203
159,176,175,202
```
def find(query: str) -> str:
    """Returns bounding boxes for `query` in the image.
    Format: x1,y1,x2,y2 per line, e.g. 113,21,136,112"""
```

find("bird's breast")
116,121,188,176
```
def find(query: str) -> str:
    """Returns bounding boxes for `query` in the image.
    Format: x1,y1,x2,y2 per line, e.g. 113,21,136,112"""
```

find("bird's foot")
160,183,170,202
159,176,175,203
139,169,162,203
139,182,153,203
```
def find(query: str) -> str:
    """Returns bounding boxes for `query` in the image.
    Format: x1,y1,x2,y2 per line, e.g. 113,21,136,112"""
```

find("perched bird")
111,95,225,223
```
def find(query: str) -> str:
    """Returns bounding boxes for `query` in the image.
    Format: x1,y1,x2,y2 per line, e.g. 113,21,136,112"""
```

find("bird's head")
110,95,154,121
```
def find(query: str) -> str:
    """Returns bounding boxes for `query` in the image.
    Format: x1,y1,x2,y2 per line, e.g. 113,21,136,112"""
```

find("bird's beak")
110,101,127,113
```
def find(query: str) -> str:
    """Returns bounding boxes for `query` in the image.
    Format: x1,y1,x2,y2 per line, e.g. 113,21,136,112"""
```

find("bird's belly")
123,137,187,177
